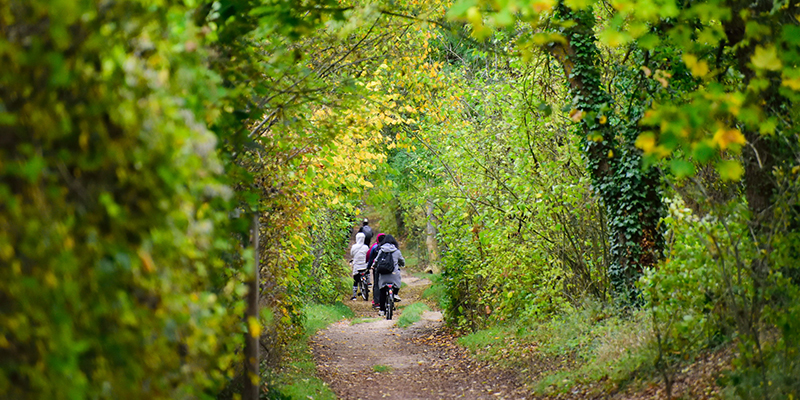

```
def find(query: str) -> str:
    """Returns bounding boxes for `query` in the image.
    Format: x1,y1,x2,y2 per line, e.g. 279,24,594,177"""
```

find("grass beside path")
397,302,430,328
456,306,655,397
263,302,353,399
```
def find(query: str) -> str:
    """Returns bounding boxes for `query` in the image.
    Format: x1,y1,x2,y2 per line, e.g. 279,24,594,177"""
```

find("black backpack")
374,251,394,275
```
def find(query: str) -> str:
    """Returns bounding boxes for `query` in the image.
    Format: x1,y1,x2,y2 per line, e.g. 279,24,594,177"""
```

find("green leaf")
565,0,595,10
759,118,777,135
670,159,696,178
692,141,716,163
447,0,477,19
305,165,316,182
637,33,660,50
751,45,783,71
717,160,744,181
18,155,46,183
598,29,632,47
494,9,514,27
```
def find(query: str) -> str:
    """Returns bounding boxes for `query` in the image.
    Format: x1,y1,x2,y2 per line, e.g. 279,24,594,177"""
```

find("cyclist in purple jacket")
366,233,386,308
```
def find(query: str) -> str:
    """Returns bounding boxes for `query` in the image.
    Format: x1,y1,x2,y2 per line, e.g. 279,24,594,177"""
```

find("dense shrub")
0,1,244,397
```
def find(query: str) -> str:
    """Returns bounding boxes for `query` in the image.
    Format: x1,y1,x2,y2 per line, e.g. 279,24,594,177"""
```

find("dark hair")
381,234,399,247
375,233,386,243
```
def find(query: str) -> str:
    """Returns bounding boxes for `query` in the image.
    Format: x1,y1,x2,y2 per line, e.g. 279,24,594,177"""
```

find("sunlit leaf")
565,0,595,10
682,54,709,77
751,45,783,71
712,127,746,150
717,160,744,181
635,132,657,154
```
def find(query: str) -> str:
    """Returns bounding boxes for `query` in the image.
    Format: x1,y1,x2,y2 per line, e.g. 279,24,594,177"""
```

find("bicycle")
357,269,369,301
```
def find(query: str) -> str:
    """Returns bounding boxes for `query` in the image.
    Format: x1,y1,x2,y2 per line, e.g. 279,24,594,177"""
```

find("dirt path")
311,271,531,399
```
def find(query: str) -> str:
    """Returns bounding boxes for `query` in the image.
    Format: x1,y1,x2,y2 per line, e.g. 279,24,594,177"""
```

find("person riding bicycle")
366,233,386,308
358,218,373,248
373,234,404,316
349,232,369,301
366,232,385,262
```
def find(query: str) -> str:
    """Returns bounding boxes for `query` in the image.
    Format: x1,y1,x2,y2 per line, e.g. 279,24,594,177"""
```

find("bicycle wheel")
386,293,394,320
360,279,369,301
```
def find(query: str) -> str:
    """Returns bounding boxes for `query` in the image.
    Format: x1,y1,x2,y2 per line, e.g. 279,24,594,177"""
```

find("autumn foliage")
2,0,800,398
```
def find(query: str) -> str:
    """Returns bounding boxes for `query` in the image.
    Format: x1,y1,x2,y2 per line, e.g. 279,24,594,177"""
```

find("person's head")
355,232,365,245
375,233,386,244
362,218,369,226
381,234,399,247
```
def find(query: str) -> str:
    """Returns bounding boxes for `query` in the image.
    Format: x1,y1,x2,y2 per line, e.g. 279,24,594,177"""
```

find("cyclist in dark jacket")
358,218,373,248
374,234,404,316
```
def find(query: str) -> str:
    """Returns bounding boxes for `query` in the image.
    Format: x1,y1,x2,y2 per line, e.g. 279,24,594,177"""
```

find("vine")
550,2,664,303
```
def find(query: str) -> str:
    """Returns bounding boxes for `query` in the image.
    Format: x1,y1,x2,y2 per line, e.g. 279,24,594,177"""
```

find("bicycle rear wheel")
386,293,394,320
359,278,369,301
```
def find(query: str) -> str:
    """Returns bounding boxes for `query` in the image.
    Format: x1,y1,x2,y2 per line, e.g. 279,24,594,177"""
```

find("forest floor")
310,269,734,400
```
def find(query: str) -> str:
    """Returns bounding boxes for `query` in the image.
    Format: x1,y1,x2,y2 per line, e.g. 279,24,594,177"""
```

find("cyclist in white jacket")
350,232,369,300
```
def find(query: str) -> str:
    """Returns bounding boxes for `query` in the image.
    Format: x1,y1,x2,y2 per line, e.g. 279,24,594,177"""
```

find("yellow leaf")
635,132,657,153
726,93,745,116
611,0,634,12
248,316,261,338
466,6,482,25
682,54,709,77
599,29,632,47
569,109,584,122
751,45,783,71
782,75,800,91
565,0,594,10
531,0,556,12
44,271,57,288
654,145,672,158
598,115,607,124
712,128,746,150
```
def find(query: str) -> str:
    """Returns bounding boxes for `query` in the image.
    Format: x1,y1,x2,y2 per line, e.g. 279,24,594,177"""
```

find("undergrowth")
421,273,445,309
459,302,655,396
402,254,419,270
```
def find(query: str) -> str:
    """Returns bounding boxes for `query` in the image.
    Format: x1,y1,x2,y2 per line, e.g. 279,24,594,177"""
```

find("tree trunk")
546,1,664,303
425,199,440,273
